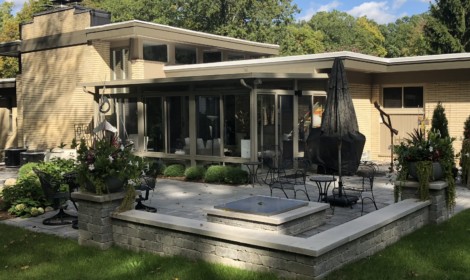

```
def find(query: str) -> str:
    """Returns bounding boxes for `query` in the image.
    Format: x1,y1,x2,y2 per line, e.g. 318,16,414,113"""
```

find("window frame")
382,85,424,109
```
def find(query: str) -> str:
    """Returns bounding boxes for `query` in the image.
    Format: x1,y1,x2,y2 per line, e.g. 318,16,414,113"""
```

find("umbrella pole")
338,138,343,197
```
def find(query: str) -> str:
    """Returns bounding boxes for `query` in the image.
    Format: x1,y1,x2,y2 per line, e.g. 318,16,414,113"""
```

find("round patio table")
309,175,336,202
243,161,262,188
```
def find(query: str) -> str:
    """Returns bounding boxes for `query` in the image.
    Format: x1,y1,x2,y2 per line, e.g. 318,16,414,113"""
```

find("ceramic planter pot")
84,175,125,194
408,161,443,181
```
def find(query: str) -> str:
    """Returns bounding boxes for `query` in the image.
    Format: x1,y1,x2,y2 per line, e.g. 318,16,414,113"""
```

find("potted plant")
394,128,455,209
73,135,147,211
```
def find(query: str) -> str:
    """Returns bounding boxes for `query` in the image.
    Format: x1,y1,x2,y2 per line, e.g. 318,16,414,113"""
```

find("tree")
424,0,470,54
84,0,299,45
431,101,449,138
380,15,429,57
307,10,386,57
0,2,19,78
279,23,324,55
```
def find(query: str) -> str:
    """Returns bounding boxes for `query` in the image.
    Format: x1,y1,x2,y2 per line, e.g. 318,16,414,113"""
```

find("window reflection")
224,94,250,157
145,97,164,152
196,96,221,156
168,96,189,154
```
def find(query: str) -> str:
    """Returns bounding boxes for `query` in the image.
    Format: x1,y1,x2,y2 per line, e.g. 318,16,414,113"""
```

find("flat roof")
81,51,470,89
85,20,279,56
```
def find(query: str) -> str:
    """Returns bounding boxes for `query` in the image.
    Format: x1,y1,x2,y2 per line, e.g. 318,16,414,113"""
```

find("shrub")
184,166,206,181
147,160,166,176
7,198,44,218
163,164,185,177
2,175,43,211
204,165,226,183
224,166,248,184
18,162,40,180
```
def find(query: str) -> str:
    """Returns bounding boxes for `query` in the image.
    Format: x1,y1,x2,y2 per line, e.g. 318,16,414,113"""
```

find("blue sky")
294,0,433,24
6,0,432,24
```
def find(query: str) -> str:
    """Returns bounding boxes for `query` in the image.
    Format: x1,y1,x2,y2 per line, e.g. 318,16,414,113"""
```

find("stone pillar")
71,191,125,250
398,180,449,224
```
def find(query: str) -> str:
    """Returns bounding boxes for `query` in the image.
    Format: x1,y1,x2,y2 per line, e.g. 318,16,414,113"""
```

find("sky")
294,0,433,24
5,0,433,24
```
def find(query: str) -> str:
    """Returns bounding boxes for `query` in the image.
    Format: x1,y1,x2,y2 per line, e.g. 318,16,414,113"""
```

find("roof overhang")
81,51,470,90
81,72,324,90
0,41,21,57
85,20,279,56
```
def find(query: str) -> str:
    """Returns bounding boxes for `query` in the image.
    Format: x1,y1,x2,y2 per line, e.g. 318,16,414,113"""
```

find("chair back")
138,176,156,191
356,162,378,191
33,168,57,199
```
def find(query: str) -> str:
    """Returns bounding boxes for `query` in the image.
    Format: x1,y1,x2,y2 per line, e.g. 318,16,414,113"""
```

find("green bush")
184,166,206,181
163,164,185,177
224,166,248,184
204,165,226,183
2,175,43,211
147,160,166,176
2,159,76,216
18,162,40,180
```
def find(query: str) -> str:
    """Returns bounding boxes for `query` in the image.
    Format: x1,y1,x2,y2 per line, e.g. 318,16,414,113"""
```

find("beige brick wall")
22,8,91,38
425,81,470,159
18,8,111,150
350,83,373,160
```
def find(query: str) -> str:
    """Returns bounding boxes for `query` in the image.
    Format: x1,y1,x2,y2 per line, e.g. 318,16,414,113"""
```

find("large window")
168,96,189,154
143,43,167,62
145,97,164,152
383,86,423,108
224,94,250,157
175,46,197,64
203,51,222,63
196,96,221,156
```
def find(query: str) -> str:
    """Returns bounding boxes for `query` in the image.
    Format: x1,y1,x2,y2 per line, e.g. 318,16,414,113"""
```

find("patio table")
243,161,262,187
309,175,336,202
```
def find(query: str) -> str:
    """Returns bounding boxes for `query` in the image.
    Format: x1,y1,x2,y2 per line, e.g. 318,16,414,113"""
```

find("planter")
84,176,125,194
408,161,443,181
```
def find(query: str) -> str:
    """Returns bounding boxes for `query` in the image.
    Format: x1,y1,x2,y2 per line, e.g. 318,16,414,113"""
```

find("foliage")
224,166,248,185
463,115,470,140
423,0,470,54
380,15,429,58
1,174,43,211
163,164,186,177
146,159,166,176
17,162,40,179
394,128,455,209
308,11,386,57
184,166,206,181
280,23,324,55
431,101,449,138
75,136,146,195
7,198,44,218
204,165,226,183
461,139,470,186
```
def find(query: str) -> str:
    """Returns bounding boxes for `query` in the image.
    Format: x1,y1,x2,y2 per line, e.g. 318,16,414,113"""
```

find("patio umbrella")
306,58,365,204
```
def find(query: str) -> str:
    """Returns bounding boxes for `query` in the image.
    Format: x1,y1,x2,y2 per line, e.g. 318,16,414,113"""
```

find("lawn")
1,209,470,280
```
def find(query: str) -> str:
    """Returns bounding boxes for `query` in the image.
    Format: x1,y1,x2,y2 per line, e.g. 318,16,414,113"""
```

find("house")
1,5,470,167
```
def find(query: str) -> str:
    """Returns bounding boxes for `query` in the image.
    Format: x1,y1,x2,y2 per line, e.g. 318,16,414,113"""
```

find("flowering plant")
394,128,455,209
74,135,146,195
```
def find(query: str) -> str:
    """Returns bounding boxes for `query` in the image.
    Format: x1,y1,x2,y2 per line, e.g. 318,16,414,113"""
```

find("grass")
1,209,470,279
0,224,277,280
325,209,470,280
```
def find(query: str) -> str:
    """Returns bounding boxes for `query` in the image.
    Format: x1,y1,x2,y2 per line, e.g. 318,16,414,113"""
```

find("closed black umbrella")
306,57,365,205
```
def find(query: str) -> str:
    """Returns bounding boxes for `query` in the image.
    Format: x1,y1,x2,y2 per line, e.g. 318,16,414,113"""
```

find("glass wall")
145,97,164,152
223,94,250,157
196,96,221,156
167,96,189,154
257,94,276,153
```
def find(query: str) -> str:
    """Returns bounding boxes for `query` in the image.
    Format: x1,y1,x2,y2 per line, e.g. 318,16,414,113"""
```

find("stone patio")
2,164,470,240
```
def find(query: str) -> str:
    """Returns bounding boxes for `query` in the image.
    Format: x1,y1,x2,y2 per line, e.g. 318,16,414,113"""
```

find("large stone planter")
408,161,443,181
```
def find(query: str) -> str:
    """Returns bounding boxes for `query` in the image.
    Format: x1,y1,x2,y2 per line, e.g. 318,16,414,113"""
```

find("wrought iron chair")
342,162,379,215
135,175,157,213
33,168,77,226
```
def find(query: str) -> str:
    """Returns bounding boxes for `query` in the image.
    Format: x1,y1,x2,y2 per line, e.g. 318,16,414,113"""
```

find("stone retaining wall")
71,181,447,279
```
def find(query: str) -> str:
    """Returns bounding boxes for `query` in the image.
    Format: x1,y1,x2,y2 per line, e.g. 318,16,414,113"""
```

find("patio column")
71,191,125,250
398,180,450,224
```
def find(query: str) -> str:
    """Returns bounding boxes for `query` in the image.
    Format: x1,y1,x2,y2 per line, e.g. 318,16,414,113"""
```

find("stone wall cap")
396,180,448,190
71,191,126,202
113,199,429,257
